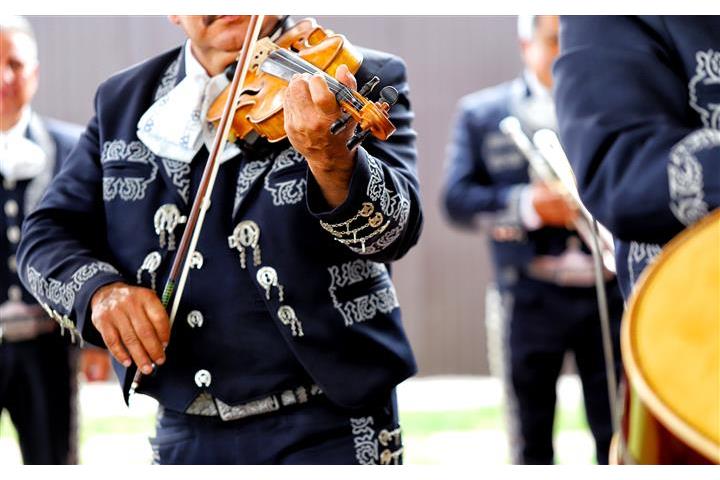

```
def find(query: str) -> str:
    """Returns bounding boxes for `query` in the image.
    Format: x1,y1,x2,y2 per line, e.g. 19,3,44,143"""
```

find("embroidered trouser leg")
150,392,403,465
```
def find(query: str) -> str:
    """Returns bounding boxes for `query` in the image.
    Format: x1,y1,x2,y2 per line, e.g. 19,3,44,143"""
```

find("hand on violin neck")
284,64,358,208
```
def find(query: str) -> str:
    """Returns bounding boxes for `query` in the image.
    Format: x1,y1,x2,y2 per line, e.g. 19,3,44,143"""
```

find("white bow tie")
137,71,241,163
0,134,48,181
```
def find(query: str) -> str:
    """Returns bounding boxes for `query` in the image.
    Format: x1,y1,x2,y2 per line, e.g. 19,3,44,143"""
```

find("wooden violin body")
207,18,396,148
612,209,720,464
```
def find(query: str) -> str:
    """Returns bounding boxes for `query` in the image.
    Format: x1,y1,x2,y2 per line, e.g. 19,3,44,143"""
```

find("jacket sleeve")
306,55,423,262
442,99,528,231
17,90,125,347
554,16,720,245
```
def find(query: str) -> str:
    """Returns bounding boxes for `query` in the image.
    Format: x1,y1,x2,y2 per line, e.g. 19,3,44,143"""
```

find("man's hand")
90,282,169,374
531,182,578,228
283,64,358,208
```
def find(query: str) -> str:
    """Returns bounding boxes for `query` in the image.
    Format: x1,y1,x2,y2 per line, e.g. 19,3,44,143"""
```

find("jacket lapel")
24,114,56,214
151,46,195,206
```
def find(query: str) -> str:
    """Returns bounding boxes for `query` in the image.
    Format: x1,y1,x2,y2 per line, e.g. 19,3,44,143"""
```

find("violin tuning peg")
224,63,237,81
379,86,399,106
359,76,380,97
330,114,352,135
347,129,371,151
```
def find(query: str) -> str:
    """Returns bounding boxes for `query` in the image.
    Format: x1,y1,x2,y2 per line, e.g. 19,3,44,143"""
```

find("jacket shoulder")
357,47,408,81
457,80,516,125
96,47,182,107
42,117,83,147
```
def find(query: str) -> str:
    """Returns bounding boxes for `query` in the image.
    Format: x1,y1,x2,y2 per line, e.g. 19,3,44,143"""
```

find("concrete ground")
0,375,595,465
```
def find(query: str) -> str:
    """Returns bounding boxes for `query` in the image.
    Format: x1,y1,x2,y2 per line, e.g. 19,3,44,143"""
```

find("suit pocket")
102,161,159,202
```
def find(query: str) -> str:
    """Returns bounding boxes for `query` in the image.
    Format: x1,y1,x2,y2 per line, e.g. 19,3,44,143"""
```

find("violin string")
273,50,348,92
271,51,354,101
270,50,363,109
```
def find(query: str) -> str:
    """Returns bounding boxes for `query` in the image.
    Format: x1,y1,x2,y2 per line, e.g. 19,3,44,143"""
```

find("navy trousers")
505,274,624,465
0,332,77,464
150,393,403,464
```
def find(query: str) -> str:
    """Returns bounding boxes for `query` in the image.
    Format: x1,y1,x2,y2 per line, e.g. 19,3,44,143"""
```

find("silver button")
2,178,16,190
194,369,211,388
8,255,17,273
256,266,278,289
189,251,204,270
229,220,260,249
187,310,204,328
8,285,22,301
7,226,20,244
140,251,162,273
4,200,19,217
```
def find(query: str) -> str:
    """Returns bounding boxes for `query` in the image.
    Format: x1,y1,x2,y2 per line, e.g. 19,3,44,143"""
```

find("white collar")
184,40,211,83
2,107,32,140
523,69,553,101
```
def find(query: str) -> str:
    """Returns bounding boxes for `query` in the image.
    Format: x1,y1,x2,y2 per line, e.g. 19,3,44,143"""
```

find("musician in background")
17,15,421,464
554,16,720,299
0,16,82,464
442,15,624,464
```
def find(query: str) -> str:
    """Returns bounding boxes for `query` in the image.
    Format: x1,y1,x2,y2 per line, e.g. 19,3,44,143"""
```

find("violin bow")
129,15,266,397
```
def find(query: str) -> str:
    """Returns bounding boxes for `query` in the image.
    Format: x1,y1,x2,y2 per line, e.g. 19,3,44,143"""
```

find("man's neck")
0,107,31,134
189,42,236,77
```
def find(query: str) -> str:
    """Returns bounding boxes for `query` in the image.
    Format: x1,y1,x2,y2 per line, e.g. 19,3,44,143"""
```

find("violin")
207,18,399,151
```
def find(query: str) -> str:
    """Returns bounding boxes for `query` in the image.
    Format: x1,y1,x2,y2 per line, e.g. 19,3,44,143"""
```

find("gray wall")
28,16,523,375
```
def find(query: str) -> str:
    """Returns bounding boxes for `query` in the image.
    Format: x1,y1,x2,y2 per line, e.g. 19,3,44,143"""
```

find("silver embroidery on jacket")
668,129,718,226
264,148,307,207
627,241,662,287
688,49,720,130
234,159,271,211
356,157,410,254
350,417,379,465
153,57,181,101
320,157,411,254
102,140,159,202
26,261,119,314
668,49,720,227
161,158,191,203
328,260,399,327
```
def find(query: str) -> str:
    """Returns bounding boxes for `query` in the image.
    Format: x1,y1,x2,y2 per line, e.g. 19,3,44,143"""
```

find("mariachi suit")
554,16,720,297
17,41,421,464
443,76,624,464
0,113,81,464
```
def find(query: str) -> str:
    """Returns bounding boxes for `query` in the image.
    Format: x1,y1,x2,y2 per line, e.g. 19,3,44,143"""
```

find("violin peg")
330,113,352,135
359,76,380,97
380,86,399,106
347,129,371,150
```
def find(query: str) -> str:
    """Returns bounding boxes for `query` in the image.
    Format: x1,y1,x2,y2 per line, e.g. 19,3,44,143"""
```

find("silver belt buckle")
215,395,281,421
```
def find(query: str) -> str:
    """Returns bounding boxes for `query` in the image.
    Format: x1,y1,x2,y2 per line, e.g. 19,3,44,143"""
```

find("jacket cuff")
307,149,410,255
26,261,123,347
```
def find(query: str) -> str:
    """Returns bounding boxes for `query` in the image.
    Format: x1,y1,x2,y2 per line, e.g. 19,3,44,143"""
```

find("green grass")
401,405,589,438
2,404,589,442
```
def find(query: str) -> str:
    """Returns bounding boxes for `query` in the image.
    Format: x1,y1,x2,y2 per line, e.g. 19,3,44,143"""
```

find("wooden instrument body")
615,209,720,464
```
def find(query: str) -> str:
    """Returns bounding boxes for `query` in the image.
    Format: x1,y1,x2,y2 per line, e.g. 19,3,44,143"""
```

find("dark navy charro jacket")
554,16,720,298
1,114,80,308
443,77,583,289
16,43,422,412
